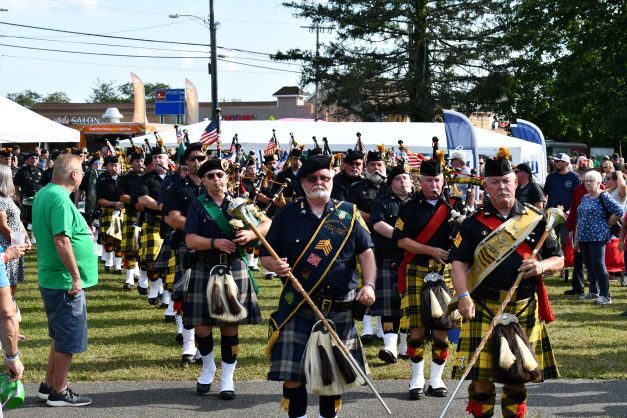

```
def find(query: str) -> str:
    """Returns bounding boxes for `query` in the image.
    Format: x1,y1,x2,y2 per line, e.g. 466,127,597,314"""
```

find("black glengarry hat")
419,159,443,177
484,147,513,177
298,155,332,178
344,149,364,163
198,158,229,177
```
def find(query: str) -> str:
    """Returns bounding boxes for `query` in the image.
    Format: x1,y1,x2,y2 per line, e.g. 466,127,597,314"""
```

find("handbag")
598,192,622,237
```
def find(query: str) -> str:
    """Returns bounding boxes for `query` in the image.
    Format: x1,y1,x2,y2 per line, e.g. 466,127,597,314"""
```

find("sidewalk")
8,379,627,417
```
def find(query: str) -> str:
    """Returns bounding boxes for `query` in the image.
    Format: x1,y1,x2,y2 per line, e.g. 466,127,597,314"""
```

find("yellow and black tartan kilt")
120,212,138,253
164,251,176,291
452,287,559,382
98,206,114,239
139,219,162,265
400,264,452,330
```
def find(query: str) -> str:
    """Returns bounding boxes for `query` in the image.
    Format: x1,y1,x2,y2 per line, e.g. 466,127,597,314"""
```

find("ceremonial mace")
439,207,566,418
227,197,392,415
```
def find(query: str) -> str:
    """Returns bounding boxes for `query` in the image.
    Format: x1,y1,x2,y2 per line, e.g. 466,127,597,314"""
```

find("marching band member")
274,148,304,202
96,155,124,274
449,151,562,417
117,148,144,290
184,158,266,399
137,145,170,305
163,143,206,364
347,148,389,344
261,154,375,418
330,149,364,201
368,164,414,363
393,159,463,400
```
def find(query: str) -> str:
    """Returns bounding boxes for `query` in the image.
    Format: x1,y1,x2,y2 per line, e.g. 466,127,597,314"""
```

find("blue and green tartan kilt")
120,212,138,253
369,256,401,318
452,287,559,382
139,220,162,264
268,290,369,383
400,264,452,330
174,240,191,281
183,258,262,328
153,230,174,272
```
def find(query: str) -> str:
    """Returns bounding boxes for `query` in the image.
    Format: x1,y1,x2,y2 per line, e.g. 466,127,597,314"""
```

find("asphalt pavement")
6,379,627,417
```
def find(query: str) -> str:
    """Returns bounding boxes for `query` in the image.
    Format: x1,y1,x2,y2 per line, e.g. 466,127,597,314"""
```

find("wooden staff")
439,207,566,418
227,198,392,415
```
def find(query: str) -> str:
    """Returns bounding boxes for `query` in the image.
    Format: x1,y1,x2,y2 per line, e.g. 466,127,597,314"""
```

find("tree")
274,0,510,121
6,90,42,108
498,0,626,147
87,79,123,103
118,82,171,102
43,91,71,103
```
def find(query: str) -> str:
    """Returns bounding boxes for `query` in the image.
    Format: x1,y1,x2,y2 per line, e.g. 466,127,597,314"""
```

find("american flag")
264,135,277,156
402,151,424,168
199,119,219,145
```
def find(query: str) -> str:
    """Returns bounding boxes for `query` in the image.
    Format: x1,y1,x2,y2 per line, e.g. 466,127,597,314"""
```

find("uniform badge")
284,291,295,305
301,268,310,280
315,239,333,256
307,252,322,267
395,218,405,231
453,231,462,248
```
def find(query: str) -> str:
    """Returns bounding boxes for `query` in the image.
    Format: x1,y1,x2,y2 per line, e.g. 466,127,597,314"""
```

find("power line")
218,58,300,73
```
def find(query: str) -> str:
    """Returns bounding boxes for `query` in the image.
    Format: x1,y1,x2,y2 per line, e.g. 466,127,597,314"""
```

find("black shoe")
104,266,112,272
46,387,92,407
398,354,409,360
196,382,211,394
123,283,134,291
564,289,584,296
408,388,424,400
219,390,235,400
378,348,398,364
425,385,448,397
264,273,275,280
620,311,627,317
164,314,176,322
137,286,147,295
148,297,159,306
134,275,139,283
160,303,168,309
114,269,123,275
175,333,183,344
181,354,195,365
37,382,53,401
361,334,374,344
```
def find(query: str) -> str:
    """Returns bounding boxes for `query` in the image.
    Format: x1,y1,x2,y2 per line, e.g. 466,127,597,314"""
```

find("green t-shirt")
32,183,98,290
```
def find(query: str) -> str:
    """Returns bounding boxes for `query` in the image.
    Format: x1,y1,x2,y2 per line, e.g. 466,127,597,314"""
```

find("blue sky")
0,0,320,102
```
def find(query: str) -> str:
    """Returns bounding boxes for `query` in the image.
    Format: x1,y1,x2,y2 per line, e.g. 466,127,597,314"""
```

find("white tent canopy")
0,96,80,143
123,120,545,169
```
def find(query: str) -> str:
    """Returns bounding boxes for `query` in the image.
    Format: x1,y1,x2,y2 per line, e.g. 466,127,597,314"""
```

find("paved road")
7,379,627,417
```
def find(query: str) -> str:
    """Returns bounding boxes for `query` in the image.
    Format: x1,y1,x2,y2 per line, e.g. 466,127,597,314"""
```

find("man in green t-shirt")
32,154,98,408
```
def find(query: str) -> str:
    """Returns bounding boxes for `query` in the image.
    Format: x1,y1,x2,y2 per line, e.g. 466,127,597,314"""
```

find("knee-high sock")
466,383,496,418
407,335,427,361
501,386,527,418
221,334,239,364
281,385,307,418
319,395,341,418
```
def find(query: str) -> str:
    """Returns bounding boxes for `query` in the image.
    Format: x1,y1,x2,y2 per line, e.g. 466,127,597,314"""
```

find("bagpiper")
449,149,562,417
96,155,124,273
330,149,364,201
393,158,464,400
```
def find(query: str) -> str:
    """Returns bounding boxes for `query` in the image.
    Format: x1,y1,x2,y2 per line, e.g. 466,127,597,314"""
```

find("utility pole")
301,23,334,121
209,0,219,117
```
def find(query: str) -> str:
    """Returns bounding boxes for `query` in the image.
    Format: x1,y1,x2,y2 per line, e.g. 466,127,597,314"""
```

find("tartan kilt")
183,257,262,328
268,291,369,383
369,256,401,317
400,264,452,330
153,230,174,272
120,212,138,253
452,288,559,382
98,207,114,240
174,240,191,282
139,219,162,264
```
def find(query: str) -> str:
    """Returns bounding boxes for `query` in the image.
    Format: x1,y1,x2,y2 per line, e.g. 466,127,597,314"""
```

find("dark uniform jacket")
96,171,121,203
14,166,43,198
392,191,461,267
117,170,142,212
449,200,562,291
369,191,413,260
274,168,303,199
40,167,53,187
164,175,204,245
138,171,166,217
346,178,389,216
331,171,361,201
261,197,373,297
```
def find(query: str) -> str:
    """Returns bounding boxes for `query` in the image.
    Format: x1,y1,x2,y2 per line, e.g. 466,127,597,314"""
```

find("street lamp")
169,2,219,118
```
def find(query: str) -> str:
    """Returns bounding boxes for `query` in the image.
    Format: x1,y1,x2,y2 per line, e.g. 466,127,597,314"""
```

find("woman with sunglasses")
183,158,268,400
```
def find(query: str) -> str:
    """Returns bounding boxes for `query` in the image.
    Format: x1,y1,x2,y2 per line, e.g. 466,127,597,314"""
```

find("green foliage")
87,78,124,103
498,0,626,146
118,82,171,103
6,90,42,108
275,0,511,121
43,91,71,103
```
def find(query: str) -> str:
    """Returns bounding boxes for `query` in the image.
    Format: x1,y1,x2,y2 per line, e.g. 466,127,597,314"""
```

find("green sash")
265,200,356,355
197,195,259,295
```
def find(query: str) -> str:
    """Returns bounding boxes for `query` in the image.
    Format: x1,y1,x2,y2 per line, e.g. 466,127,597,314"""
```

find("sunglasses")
305,174,332,183
205,171,226,180
347,161,362,167
188,155,206,162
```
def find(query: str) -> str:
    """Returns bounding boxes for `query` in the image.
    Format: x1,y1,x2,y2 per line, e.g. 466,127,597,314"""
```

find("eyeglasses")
305,174,332,183
347,161,362,167
205,171,226,180
188,155,206,162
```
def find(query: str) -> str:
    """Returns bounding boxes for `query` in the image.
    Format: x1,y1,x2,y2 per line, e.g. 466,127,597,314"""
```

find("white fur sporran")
206,265,248,323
